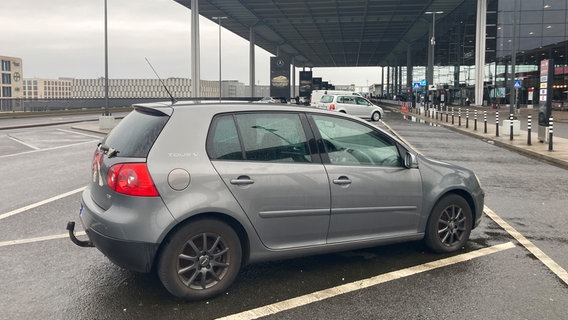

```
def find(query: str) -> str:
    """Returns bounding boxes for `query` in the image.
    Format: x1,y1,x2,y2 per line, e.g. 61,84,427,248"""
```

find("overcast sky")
1,0,382,88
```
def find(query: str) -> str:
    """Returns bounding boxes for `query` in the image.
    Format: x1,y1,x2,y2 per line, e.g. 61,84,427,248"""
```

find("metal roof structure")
173,0,496,68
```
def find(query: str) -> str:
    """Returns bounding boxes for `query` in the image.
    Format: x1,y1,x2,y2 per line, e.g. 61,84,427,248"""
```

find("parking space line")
57,128,102,139
484,205,568,285
217,242,516,320
0,140,97,159
0,231,86,248
7,134,40,150
0,187,86,221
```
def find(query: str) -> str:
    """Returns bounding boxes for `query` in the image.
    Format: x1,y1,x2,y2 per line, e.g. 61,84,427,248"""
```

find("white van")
310,90,362,108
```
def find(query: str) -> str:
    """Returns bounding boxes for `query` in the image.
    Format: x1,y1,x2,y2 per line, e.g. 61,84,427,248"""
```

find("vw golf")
68,102,484,301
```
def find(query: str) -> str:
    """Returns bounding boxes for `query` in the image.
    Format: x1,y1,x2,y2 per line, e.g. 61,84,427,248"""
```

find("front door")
310,114,423,243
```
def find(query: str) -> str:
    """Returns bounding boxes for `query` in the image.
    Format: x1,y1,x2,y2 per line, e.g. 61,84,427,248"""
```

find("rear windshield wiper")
98,143,120,158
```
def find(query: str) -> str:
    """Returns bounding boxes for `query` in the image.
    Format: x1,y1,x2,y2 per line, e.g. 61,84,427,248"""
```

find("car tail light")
107,163,159,197
329,103,335,111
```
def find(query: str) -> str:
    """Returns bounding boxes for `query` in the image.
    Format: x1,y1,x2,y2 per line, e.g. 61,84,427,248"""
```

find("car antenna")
145,57,177,104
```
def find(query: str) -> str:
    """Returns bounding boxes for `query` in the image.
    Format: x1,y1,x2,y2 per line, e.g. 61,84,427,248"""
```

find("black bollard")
484,111,487,133
527,114,532,145
509,114,514,141
549,117,553,151
496,112,499,137
474,110,478,131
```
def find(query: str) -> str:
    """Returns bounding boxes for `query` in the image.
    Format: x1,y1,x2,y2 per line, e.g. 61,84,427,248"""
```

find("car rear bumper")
84,226,158,273
76,188,175,273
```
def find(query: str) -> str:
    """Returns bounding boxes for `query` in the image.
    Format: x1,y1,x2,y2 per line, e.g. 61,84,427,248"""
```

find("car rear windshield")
102,108,169,158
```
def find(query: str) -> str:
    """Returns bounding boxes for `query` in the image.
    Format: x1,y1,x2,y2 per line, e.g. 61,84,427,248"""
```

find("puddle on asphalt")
402,114,440,127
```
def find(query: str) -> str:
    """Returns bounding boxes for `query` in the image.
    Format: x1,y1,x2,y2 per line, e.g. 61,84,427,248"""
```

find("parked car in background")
68,102,484,301
255,97,278,103
319,94,384,121
310,90,362,108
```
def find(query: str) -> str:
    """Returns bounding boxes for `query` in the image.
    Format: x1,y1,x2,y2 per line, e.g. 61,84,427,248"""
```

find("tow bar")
66,221,95,247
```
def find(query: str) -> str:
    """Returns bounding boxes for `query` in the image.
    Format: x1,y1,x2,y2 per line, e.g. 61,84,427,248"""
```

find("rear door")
208,112,331,250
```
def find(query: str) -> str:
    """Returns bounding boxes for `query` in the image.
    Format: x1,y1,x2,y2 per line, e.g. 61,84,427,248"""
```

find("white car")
319,94,384,121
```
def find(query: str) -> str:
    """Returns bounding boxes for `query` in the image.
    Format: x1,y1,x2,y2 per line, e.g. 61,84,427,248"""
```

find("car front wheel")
158,218,242,300
424,194,472,253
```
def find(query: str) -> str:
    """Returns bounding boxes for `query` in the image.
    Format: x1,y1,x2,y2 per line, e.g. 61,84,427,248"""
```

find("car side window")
235,113,311,163
356,97,370,105
343,96,355,104
208,115,244,160
209,113,312,163
312,115,401,167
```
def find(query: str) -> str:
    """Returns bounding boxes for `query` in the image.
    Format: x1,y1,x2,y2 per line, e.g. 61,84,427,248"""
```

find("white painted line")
217,242,516,320
0,140,97,159
7,134,40,150
57,128,103,139
484,205,568,285
0,231,86,248
0,186,86,221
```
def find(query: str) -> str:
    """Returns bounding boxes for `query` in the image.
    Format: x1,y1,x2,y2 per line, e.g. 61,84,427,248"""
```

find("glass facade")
495,0,568,106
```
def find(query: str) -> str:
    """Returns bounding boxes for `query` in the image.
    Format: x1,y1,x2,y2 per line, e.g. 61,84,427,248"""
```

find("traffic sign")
514,80,522,89
420,79,427,86
413,82,420,89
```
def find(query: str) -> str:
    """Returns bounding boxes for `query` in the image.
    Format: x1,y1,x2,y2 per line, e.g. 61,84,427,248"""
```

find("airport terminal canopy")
174,0,491,68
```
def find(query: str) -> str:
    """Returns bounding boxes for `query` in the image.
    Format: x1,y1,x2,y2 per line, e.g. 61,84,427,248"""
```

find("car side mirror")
404,152,418,169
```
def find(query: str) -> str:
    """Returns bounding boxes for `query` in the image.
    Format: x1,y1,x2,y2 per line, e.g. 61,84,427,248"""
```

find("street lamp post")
99,0,115,130
104,0,109,116
213,16,227,102
425,11,443,100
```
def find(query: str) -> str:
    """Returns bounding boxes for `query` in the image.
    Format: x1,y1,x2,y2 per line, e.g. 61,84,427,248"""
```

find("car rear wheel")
158,218,242,300
371,111,381,121
424,194,472,253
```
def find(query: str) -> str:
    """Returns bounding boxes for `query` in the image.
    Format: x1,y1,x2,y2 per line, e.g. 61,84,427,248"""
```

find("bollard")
445,106,449,122
484,111,487,133
452,107,455,125
474,110,478,131
458,108,462,127
509,114,514,141
466,109,469,129
527,114,532,145
496,112,499,137
549,117,553,151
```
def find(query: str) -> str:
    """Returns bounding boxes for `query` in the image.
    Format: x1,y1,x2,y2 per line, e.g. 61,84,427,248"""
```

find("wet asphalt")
0,110,567,320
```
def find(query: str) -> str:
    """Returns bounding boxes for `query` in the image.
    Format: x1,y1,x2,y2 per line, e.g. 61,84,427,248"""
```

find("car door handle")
230,176,254,185
332,176,352,185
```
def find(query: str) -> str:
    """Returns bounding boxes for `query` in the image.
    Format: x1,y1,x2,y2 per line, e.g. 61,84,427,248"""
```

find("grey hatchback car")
68,102,484,301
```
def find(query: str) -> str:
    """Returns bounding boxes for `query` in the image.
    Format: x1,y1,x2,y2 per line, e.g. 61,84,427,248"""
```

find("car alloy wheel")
425,194,472,253
158,218,242,300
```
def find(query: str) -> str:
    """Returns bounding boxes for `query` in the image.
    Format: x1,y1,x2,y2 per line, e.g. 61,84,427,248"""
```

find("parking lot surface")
0,110,567,320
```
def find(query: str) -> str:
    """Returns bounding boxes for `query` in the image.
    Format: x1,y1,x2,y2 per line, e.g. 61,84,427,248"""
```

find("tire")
371,111,381,121
158,218,242,300
424,194,472,253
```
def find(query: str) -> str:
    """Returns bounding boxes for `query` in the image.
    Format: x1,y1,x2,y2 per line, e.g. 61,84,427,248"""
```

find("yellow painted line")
217,242,516,320
484,205,568,285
